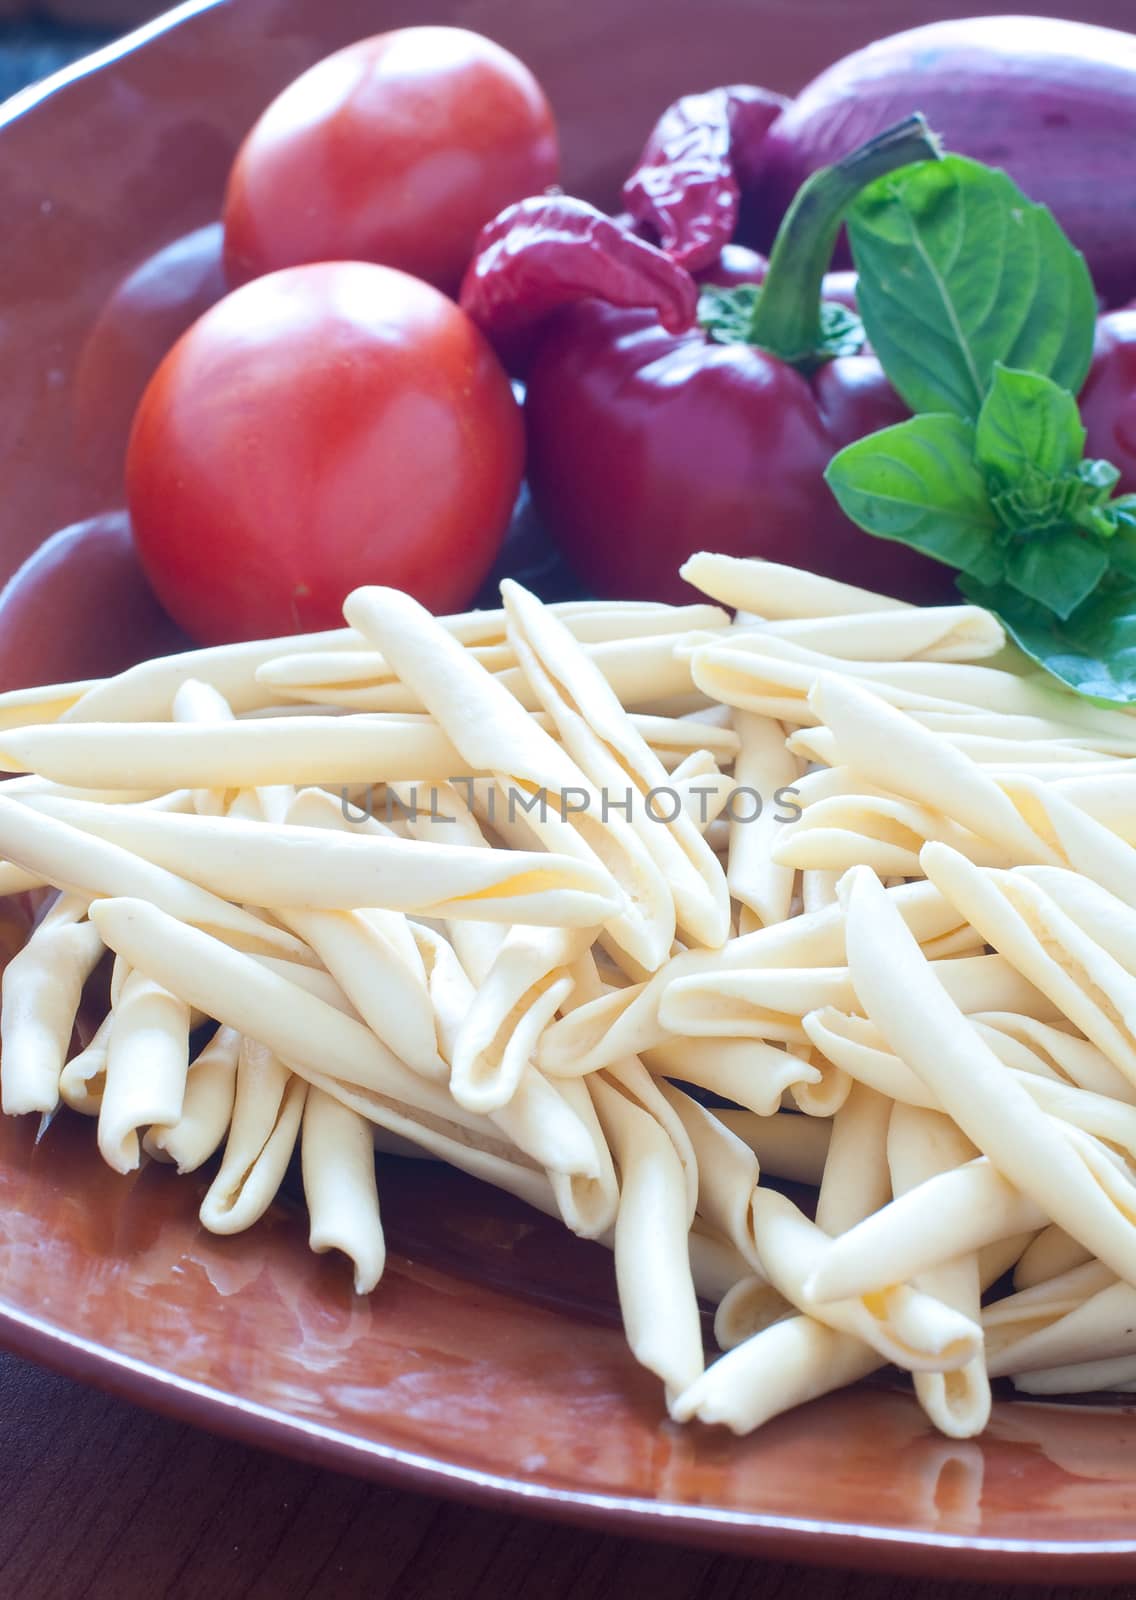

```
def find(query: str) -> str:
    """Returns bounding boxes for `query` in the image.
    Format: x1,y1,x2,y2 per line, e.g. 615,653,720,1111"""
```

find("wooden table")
0,1350,1126,1600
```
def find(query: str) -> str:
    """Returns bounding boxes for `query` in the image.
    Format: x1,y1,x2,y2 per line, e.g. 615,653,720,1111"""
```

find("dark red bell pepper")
461,117,951,605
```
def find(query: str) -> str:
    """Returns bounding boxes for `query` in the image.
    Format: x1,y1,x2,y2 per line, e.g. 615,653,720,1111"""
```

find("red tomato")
222,27,559,297
126,262,524,644
0,513,189,693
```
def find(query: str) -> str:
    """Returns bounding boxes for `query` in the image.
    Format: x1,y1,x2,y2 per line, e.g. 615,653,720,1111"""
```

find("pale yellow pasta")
814,1080,892,1236
59,1011,112,1116
63,628,360,723
1013,1353,1136,1394
991,1275,1136,1377
406,919,602,1179
257,601,727,687
726,711,799,928
671,1313,882,1433
1,894,103,1115
377,780,506,983
18,547,1136,1438
1013,1225,1094,1289
145,1023,242,1173
200,1039,307,1234
923,846,1136,1089
450,925,589,1111
0,860,49,898
642,1036,819,1117
756,607,1006,663
970,1011,1134,1101
258,603,727,700
832,865,1136,1291
754,1186,982,1373
620,713,740,765
913,708,1136,755
502,580,731,949
302,1086,386,1294
546,1074,620,1239
98,968,191,1174
679,550,911,620
801,868,841,913
700,628,1136,735
28,796,620,926
603,1054,698,1226
657,1082,760,1270
538,879,972,1076
984,1260,1118,1369
591,1073,705,1403
671,767,734,834
1016,865,1136,1011
682,1234,1027,1435
773,791,1010,876
0,793,310,960
687,1225,757,1305
660,954,1059,1044
280,904,444,1081
712,1109,830,1185
712,1275,794,1351
887,1103,991,1438
807,677,1061,864
344,586,675,969
807,1158,1045,1304
805,1008,1136,1156
0,679,98,731
804,1007,937,1108
306,1066,557,1216
2,715,467,789
87,897,508,1135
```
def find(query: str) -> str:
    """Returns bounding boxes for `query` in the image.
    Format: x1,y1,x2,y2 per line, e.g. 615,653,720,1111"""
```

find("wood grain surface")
0,1351,1126,1600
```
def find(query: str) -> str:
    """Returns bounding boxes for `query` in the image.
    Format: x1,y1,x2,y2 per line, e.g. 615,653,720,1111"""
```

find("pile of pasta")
8,553,1136,1438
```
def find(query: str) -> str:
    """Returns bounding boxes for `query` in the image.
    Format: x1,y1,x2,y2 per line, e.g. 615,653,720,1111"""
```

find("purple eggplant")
745,15,1136,305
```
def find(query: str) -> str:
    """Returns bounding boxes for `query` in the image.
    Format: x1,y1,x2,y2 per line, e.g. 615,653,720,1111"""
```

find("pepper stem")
746,114,940,366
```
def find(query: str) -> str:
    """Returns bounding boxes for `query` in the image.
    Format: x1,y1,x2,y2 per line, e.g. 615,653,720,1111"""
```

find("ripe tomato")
126,262,524,644
222,27,559,297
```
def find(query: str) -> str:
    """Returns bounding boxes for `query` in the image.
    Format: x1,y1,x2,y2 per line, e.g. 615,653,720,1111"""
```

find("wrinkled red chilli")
622,85,787,272
459,196,698,367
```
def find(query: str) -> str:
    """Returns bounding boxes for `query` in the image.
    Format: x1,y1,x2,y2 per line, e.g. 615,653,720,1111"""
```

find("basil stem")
746,115,941,368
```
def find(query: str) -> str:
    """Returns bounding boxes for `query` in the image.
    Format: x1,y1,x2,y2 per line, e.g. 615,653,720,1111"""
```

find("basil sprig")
824,151,1136,703
850,155,1096,416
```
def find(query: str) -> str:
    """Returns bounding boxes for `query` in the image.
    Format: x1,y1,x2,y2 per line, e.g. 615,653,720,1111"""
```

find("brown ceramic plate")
7,0,1136,1581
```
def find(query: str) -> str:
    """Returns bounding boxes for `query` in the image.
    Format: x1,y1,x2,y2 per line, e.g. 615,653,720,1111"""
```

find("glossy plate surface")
5,0,1136,1579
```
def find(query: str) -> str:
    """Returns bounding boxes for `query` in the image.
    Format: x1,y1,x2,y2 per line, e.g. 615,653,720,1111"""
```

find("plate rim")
2,1285,1136,1584
5,2,1136,1579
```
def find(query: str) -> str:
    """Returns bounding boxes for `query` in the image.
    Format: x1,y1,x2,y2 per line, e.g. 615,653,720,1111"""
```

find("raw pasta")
6,557,1136,1441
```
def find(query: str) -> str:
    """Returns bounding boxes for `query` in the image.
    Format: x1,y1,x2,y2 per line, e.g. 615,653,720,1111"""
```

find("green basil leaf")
825,413,1004,579
1002,532,1110,619
1076,459,1123,508
975,364,1085,484
1104,528,1136,583
989,472,1076,533
848,155,1097,419
964,577,1136,703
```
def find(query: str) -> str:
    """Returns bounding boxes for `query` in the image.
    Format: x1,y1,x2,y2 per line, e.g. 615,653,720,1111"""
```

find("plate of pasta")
4,552,1136,1579
9,0,1136,1584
